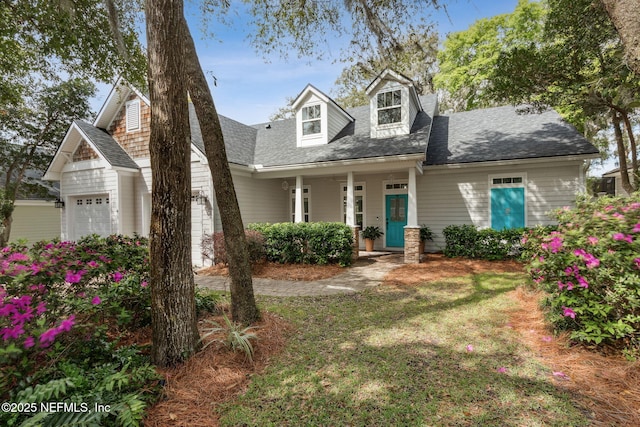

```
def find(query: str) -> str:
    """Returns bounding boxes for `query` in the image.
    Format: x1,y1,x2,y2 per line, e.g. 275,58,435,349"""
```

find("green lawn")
217,272,588,426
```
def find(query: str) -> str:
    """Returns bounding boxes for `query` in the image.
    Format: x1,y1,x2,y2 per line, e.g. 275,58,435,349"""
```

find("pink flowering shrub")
0,235,152,397
522,194,640,351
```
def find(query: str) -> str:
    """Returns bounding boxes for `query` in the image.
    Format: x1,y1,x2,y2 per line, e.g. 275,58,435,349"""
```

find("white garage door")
73,196,111,239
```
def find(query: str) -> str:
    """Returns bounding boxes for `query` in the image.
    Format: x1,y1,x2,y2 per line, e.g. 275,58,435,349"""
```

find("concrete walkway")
194,253,404,297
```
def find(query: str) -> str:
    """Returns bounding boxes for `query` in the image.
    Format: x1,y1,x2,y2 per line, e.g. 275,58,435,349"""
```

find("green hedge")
248,222,353,266
442,224,528,260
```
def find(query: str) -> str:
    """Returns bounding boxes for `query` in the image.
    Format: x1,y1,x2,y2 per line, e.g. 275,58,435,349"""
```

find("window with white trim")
290,186,311,222
341,183,365,228
377,90,401,125
126,99,140,132
301,105,321,136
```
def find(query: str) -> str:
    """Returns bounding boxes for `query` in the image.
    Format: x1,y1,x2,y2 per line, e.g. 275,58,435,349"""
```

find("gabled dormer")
292,84,354,147
365,69,422,138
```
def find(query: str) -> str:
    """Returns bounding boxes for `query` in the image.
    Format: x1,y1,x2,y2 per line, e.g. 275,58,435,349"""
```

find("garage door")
73,196,111,239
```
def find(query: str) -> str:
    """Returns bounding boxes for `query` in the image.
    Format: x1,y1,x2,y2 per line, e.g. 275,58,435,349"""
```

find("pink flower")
1,325,25,340
588,236,599,245
112,271,124,283
634,258,640,269
562,306,576,319
141,281,148,288
36,301,47,316
466,344,474,352
57,315,75,333
553,371,569,380
576,275,589,289
39,328,59,347
87,260,99,268
24,336,35,348
497,367,508,373
65,270,86,284
613,233,633,243
542,336,553,342
91,296,101,305
633,223,640,233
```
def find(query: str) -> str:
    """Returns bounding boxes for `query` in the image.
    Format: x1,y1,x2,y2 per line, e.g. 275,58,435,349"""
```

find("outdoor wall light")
54,198,65,208
195,192,208,206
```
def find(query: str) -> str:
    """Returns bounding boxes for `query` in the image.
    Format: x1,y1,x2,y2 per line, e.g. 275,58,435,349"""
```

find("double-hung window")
302,105,321,136
377,90,401,125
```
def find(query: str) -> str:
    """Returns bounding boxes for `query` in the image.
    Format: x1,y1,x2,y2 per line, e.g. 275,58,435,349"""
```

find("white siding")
191,160,215,266
10,202,60,244
117,173,137,235
418,161,585,252
327,104,351,142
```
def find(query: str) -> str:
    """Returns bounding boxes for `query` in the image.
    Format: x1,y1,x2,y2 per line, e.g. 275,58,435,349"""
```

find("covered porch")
253,156,425,263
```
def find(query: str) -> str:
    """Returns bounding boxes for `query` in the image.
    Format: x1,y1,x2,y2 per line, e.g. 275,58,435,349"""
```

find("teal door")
385,194,408,247
491,188,525,230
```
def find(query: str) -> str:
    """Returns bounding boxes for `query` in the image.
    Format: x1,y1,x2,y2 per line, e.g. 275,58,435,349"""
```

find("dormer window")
377,90,402,125
302,105,321,135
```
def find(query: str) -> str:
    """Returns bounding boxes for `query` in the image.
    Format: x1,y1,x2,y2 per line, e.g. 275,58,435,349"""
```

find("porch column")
407,166,418,227
404,166,420,264
346,171,355,226
294,175,304,223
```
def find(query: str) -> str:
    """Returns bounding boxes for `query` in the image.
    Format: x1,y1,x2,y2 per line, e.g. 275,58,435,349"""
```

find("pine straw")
383,253,524,285
508,287,640,426
198,262,344,281
143,311,293,427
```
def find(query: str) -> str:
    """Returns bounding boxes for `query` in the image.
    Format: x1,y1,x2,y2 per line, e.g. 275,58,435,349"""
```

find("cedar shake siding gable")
73,120,139,170
108,94,151,159
72,139,100,162
425,106,600,166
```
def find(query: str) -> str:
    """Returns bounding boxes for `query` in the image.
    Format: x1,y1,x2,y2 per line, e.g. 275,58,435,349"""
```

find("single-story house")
43,69,600,265
602,167,637,197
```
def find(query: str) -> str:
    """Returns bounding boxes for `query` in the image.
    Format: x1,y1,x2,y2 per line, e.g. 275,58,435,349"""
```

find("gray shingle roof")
251,95,438,167
74,120,139,170
426,106,599,166
188,103,256,166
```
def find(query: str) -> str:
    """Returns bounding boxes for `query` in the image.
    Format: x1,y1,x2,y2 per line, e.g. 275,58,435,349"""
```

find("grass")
217,271,589,426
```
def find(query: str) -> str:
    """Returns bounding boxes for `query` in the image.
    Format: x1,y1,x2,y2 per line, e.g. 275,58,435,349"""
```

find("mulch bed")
144,311,293,427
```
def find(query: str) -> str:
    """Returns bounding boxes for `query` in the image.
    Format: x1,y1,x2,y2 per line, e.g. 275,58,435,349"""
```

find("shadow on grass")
220,272,589,426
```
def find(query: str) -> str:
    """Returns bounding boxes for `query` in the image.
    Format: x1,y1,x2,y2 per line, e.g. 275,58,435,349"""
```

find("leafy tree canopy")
434,0,547,111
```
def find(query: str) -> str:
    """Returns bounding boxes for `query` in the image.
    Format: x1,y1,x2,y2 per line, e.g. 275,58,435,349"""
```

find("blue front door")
491,188,525,230
385,194,407,247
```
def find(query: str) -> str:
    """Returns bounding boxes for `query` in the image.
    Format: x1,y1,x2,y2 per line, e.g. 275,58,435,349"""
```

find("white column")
294,175,304,223
346,171,355,226
408,167,418,227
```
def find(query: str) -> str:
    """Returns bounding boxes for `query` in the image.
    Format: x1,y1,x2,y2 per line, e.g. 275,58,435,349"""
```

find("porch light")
195,191,208,206
54,199,65,208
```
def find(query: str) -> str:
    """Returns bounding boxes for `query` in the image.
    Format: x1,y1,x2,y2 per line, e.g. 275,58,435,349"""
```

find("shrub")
201,230,266,265
442,224,525,260
248,222,353,266
522,194,640,352
0,235,161,425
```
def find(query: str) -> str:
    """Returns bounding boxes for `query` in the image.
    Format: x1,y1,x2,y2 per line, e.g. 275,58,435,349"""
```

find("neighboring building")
44,69,600,264
602,167,637,197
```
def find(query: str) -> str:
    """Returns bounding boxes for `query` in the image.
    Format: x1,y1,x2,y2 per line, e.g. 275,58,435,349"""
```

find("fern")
111,393,147,427
15,378,75,403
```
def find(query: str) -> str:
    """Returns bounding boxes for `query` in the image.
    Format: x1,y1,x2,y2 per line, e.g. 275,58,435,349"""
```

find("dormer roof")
291,84,354,123
365,68,422,112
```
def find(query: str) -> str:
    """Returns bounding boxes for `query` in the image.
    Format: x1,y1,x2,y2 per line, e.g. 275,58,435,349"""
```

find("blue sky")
94,0,520,125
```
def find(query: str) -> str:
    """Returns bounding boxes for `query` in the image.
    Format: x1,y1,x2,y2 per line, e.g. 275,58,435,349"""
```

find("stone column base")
351,226,360,261
404,226,420,264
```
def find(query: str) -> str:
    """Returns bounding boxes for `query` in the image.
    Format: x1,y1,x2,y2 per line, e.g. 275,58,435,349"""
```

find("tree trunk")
611,110,635,195
0,214,12,247
601,0,640,75
180,17,259,325
145,0,201,366
620,109,639,192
